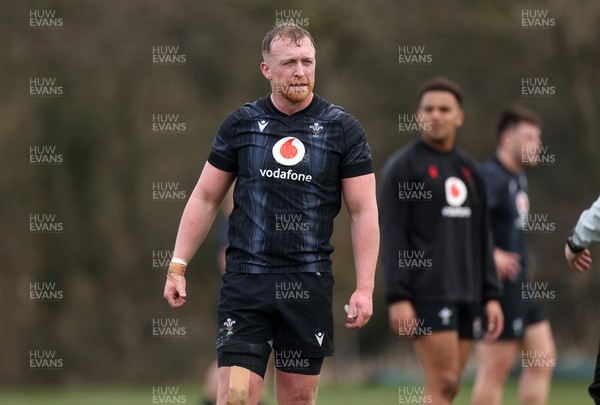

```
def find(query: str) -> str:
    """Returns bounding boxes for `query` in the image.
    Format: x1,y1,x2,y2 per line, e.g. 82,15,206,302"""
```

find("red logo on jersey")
516,190,529,216
451,183,460,197
280,138,298,159
445,177,468,207
428,165,438,179
272,137,305,166
461,166,472,183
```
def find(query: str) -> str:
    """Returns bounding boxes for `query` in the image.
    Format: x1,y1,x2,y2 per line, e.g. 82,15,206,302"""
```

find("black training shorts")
411,302,485,340
216,272,334,375
497,279,546,340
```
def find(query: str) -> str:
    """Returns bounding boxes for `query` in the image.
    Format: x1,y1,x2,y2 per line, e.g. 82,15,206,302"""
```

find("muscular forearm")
170,162,235,264
172,193,221,263
350,208,379,295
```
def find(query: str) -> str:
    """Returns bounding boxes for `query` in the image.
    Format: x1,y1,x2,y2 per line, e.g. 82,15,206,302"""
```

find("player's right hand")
565,245,592,273
493,248,521,281
389,300,417,339
483,299,504,342
164,273,187,308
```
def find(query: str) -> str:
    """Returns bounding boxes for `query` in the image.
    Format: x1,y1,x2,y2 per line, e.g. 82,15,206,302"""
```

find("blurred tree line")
0,0,599,385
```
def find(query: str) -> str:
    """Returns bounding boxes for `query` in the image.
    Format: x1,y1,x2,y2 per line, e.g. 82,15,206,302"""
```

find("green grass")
0,380,592,404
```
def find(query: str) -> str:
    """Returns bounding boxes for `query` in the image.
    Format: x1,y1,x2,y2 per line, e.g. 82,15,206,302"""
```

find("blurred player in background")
473,106,556,405
379,77,503,405
164,23,378,405
565,194,600,404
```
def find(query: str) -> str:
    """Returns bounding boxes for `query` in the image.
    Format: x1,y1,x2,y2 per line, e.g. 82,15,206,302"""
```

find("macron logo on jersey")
259,137,312,182
442,177,472,218
258,120,269,132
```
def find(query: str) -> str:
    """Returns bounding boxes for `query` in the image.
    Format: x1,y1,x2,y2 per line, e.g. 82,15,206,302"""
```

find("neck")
496,148,521,174
421,135,454,153
270,93,314,116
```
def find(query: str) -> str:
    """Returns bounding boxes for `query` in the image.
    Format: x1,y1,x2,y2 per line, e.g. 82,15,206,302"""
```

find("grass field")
0,380,592,405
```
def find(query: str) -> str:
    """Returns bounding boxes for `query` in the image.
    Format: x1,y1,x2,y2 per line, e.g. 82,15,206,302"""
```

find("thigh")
476,340,520,371
458,339,474,373
217,365,264,405
522,320,556,367
413,331,461,377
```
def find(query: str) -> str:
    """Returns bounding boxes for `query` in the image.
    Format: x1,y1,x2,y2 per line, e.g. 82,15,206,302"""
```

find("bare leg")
275,369,320,405
458,339,473,374
471,340,519,405
203,360,220,403
413,331,462,405
518,321,555,405
217,366,264,405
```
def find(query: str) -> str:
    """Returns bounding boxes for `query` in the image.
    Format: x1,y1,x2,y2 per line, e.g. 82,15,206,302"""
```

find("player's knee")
284,386,317,405
225,386,248,405
437,371,460,400
522,350,556,377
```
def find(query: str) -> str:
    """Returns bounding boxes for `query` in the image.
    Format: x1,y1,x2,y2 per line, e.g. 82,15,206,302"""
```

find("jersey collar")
264,93,320,120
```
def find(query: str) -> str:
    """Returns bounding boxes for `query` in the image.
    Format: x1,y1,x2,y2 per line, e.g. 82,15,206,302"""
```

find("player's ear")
260,61,272,80
498,131,507,147
455,108,465,128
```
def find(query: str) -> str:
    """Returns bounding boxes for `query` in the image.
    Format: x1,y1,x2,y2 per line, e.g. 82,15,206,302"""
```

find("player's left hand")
344,290,372,329
483,299,503,342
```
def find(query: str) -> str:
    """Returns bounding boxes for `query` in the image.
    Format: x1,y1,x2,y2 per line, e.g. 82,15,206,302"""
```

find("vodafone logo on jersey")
445,177,467,207
260,136,312,182
442,177,471,218
272,137,305,166
515,190,530,230
516,190,529,216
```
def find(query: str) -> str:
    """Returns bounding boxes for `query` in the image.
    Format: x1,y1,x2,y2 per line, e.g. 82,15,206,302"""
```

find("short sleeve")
339,114,373,178
481,164,502,211
207,111,241,173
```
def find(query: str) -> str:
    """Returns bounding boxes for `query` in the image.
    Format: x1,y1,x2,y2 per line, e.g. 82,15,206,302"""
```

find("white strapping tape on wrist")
170,257,188,266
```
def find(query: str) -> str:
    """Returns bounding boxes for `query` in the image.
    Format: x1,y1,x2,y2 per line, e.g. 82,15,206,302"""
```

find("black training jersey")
208,94,373,274
481,157,530,281
378,139,501,304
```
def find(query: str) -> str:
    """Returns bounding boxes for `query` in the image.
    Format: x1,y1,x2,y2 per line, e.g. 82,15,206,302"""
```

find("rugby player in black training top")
379,77,503,405
473,106,555,405
163,23,379,405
